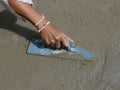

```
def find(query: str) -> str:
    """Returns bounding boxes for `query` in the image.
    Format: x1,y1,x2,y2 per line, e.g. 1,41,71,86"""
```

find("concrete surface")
0,0,120,90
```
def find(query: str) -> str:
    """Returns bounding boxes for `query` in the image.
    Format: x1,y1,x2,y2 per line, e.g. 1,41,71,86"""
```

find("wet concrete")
0,0,120,90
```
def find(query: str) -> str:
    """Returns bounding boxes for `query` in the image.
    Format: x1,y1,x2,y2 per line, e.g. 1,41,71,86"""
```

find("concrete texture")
0,0,120,90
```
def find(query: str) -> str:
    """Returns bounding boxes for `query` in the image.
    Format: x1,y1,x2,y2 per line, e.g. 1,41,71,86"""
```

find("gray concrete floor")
0,0,120,90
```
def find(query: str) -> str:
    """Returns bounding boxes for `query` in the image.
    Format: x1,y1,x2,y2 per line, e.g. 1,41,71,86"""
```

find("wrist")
37,18,48,30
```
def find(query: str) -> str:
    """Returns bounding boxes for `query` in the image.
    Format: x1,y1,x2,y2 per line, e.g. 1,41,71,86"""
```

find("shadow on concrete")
0,10,39,40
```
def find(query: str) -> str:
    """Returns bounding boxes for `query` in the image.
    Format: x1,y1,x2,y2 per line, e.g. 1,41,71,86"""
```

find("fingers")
49,34,74,49
55,39,61,49
45,38,51,45
67,36,74,43
50,40,56,48
64,34,74,43
47,35,65,49
55,34,68,49
61,35,69,47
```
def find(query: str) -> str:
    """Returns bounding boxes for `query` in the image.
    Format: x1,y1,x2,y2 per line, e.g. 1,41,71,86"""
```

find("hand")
40,23,74,49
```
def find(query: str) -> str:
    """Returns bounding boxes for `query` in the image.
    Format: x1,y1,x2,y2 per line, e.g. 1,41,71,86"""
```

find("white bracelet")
35,14,45,26
38,21,50,33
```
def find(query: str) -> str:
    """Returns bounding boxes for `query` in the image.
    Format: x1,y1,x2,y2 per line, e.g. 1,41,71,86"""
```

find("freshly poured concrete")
0,0,120,90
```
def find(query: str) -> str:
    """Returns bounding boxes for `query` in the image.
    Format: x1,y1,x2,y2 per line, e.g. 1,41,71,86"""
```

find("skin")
8,0,74,49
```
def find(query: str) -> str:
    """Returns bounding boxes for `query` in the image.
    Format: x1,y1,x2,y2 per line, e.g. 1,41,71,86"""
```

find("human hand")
40,23,74,49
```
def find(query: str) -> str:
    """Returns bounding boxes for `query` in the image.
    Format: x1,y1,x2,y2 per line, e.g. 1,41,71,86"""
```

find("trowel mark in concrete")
98,61,120,90
78,49,106,89
113,32,120,55
9,35,20,45
35,0,57,10
0,35,20,45
99,2,114,15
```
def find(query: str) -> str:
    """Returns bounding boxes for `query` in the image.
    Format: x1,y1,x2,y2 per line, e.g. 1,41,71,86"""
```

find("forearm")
7,0,74,48
8,0,45,26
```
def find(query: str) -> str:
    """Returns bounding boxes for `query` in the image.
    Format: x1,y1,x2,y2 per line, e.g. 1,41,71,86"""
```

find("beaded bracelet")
35,14,45,26
38,21,50,33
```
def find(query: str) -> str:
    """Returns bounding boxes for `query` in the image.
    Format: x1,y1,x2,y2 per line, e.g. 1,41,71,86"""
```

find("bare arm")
8,0,74,49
